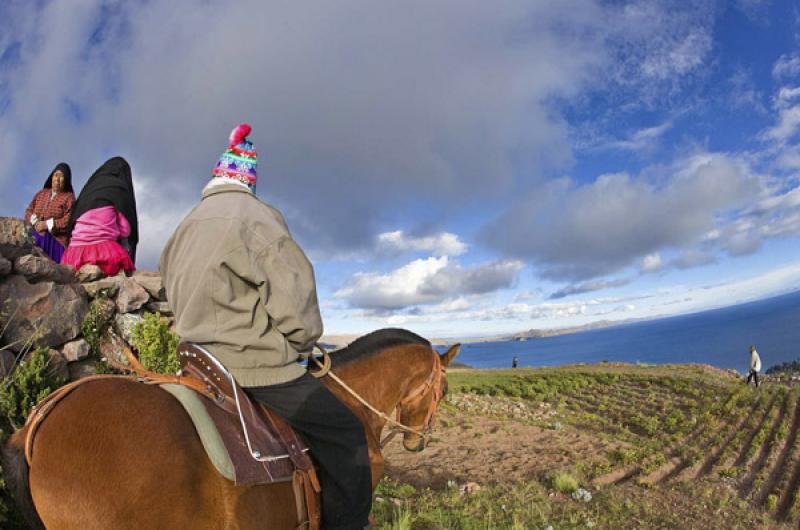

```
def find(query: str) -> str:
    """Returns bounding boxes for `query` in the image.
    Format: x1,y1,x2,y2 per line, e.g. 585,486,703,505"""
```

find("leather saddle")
176,342,314,486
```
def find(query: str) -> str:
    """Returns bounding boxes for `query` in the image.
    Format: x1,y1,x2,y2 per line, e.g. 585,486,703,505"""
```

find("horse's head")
396,343,460,452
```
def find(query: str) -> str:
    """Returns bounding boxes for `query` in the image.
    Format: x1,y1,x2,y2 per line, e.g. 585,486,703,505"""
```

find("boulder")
133,271,166,301
145,300,173,316
14,254,76,284
0,349,15,379
77,264,104,283
98,332,131,371
0,217,35,260
82,276,123,298
114,311,145,345
0,256,11,276
0,275,89,352
61,338,90,362
116,278,149,313
67,358,101,381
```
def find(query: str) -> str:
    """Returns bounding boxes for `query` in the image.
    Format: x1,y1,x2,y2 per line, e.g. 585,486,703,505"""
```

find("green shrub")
766,493,778,511
130,312,179,375
0,348,66,441
551,472,579,493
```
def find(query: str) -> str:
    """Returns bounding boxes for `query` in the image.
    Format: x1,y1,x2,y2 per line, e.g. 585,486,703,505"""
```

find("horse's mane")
327,328,431,368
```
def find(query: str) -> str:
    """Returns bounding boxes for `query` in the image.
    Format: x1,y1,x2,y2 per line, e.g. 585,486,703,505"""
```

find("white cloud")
773,53,800,79
549,277,631,300
335,256,522,311
376,230,467,257
605,122,672,152
640,253,663,273
762,105,800,142
482,152,760,280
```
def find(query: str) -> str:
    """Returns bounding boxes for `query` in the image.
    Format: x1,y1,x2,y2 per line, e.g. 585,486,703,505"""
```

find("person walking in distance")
746,345,762,387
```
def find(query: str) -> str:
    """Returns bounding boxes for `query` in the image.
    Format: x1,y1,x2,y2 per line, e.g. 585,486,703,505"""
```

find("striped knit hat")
212,123,258,190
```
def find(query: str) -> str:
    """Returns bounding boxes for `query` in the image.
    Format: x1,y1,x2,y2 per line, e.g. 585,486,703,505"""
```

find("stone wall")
0,217,172,381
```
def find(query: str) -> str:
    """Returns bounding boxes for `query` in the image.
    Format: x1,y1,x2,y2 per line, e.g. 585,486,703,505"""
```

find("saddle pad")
161,383,236,482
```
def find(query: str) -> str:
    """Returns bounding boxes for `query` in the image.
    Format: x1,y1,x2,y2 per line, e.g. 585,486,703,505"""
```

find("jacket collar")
202,182,254,200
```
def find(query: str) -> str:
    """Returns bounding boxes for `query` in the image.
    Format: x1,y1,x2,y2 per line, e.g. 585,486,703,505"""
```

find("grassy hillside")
377,364,797,529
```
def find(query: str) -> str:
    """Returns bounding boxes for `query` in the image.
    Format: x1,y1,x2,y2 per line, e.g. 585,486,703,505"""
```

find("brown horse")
3,329,459,529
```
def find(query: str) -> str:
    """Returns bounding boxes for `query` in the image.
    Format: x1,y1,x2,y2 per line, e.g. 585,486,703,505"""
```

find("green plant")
0,348,65,441
130,312,179,375
80,296,111,357
551,472,579,494
766,493,778,511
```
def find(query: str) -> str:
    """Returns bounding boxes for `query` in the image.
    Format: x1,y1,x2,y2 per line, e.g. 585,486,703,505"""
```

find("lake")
443,290,800,374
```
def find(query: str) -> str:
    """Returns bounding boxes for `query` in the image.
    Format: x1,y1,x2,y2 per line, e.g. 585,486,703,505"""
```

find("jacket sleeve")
24,192,39,223
255,235,323,355
51,193,75,234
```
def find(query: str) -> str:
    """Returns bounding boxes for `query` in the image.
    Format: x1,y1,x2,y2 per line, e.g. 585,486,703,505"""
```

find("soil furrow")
739,392,791,498
691,395,770,479
732,392,780,468
754,393,800,506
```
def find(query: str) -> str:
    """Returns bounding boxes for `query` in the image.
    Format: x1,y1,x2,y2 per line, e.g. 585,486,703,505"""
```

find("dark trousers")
746,369,760,387
247,373,372,530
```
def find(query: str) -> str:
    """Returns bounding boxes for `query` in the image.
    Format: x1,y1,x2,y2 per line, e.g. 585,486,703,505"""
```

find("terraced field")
378,364,800,529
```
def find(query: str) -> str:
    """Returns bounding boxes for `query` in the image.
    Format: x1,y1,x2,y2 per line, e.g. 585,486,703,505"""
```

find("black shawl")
42,162,74,193
71,157,139,262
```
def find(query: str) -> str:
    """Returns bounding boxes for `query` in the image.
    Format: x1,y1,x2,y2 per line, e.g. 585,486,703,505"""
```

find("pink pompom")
229,123,252,147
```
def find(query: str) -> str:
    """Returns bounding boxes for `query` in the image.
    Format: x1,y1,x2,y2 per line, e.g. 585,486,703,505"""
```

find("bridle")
310,344,446,448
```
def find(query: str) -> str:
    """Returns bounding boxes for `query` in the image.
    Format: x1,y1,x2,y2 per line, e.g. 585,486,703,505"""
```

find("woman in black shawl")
62,157,139,276
24,162,76,262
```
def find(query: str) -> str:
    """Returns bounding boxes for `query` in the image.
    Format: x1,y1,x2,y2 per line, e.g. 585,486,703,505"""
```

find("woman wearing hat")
24,162,76,262
62,157,138,277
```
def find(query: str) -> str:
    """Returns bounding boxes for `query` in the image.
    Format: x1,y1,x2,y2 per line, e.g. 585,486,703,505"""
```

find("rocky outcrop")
14,254,75,284
0,216,173,384
0,217,35,260
0,275,88,352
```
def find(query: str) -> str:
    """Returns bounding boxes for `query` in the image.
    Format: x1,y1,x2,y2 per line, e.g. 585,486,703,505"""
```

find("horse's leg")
26,379,297,529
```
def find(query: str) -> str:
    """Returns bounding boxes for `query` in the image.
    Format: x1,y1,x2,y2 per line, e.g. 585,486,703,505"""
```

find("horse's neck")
329,350,421,436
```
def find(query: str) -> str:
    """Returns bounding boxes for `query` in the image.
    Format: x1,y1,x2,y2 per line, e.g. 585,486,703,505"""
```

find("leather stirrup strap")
292,469,321,530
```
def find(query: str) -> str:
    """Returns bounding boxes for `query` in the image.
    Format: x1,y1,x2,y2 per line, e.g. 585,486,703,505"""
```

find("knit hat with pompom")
212,123,258,191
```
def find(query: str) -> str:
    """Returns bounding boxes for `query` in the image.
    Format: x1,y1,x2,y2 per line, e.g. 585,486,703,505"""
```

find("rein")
310,344,445,448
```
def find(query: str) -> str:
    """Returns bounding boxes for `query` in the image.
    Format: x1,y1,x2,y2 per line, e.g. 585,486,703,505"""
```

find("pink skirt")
62,240,135,277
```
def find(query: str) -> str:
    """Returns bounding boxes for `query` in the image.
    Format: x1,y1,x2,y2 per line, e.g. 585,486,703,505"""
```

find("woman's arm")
50,193,75,235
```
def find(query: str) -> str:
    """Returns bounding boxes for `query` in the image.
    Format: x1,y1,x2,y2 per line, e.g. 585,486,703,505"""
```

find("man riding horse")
159,124,372,530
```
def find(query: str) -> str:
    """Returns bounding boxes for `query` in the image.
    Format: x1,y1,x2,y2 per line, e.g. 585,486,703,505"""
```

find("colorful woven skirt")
32,230,65,263
62,240,135,277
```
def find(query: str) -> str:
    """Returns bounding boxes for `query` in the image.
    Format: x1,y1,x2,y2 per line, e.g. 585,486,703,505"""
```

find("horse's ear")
439,344,460,367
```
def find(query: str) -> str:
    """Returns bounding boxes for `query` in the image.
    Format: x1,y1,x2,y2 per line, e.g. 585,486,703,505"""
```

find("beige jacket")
159,183,323,387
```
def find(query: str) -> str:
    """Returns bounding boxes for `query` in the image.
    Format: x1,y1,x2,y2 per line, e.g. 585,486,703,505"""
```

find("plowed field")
378,364,799,529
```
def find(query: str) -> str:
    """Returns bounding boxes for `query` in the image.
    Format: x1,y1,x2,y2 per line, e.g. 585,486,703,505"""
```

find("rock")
145,300,173,316
116,278,149,313
93,296,117,324
133,271,165,301
67,358,100,381
0,256,11,276
571,488,592,502
14,254,76,284
82,276,123,298
0,275,88,352
98,332,131,371
114,311,144,344
77,264,104,283
0,349,16,378
61,338,90,362
0,217,35,260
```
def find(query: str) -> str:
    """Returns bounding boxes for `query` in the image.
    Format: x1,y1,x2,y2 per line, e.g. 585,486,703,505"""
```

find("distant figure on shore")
746,345,761,387
62,157,138,277
512,356,519,368
24,162,75,262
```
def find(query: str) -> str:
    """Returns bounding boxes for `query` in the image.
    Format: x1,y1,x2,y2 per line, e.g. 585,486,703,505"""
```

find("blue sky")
2,1,800,338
